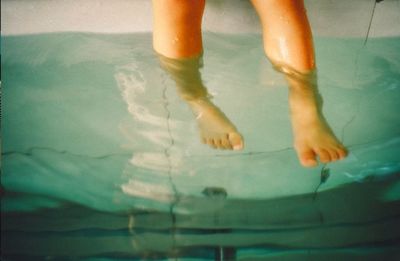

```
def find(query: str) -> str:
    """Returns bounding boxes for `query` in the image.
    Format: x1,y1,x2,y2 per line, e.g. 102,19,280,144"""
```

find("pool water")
1,33,400,260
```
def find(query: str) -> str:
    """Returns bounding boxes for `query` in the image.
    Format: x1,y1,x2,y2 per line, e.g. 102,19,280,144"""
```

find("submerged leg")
158,55,243,150
251,0,347,167
152,0,243,150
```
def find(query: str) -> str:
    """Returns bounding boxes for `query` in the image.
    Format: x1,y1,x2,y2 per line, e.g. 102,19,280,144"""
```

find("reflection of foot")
290,89,347,167
189,98,244,150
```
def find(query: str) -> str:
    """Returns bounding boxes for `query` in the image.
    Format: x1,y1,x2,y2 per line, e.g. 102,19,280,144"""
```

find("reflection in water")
115,61,181,204
3,175,400,259
129,152,182,173
121,178,174,203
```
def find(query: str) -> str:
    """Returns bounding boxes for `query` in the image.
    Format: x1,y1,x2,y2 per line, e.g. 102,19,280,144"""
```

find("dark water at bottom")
2,175,400,260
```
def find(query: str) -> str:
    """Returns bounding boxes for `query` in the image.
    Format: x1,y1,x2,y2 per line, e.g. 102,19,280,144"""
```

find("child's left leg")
251,0,347,167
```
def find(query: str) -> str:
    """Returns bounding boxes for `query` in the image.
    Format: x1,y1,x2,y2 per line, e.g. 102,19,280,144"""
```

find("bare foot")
292,114,348,167
289,80,347,167
188,98,244,150
156,54,243,150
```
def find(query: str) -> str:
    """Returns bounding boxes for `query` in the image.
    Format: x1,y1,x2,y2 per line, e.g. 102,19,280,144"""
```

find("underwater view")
1,31,400,260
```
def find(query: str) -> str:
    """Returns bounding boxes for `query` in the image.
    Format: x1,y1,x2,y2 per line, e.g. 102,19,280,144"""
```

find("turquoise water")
1,33,400,260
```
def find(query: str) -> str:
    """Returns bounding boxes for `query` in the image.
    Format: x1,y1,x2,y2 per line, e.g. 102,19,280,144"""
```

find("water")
1,33,400,260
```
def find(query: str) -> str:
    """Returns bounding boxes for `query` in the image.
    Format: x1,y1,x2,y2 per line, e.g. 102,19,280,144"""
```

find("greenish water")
1,33,400,260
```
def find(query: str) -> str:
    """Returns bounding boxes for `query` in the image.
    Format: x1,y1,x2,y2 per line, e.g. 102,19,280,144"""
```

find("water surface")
1,33,400,260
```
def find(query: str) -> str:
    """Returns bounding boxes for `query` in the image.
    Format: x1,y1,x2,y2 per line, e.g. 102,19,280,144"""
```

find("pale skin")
152,0,347,167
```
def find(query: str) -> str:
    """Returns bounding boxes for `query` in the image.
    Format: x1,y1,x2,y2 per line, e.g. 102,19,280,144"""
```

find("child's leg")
251,0,315,72
152,0,204,58
152,0,243,150
251,0,347,167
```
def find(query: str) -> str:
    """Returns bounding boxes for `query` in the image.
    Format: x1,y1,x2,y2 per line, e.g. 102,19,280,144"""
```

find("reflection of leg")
251,0,347,166
158,54,243,150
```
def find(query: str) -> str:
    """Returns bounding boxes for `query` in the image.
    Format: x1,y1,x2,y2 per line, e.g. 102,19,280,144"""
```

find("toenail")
233,144,242,150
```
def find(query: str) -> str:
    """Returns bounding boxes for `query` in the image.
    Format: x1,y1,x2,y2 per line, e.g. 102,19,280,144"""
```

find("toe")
214,138,224,149
316,148,331,163
207,138,217,149
328,148,339,161
228,132,244,150
298,149,318,167
221,135,233,150
337,146,348,159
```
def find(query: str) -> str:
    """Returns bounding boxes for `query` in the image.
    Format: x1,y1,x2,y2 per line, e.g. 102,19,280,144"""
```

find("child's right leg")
152,0,204,58
152,0,243,150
